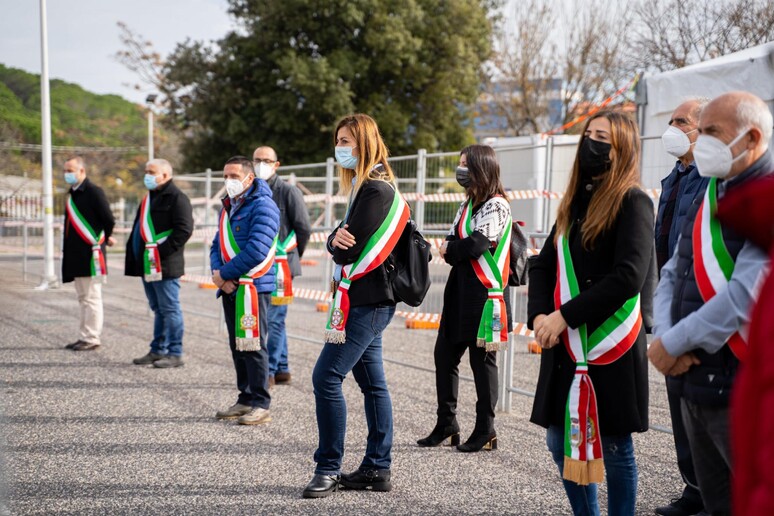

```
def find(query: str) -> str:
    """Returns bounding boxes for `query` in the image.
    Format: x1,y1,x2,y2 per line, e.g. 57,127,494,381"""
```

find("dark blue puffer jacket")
210,180,280,293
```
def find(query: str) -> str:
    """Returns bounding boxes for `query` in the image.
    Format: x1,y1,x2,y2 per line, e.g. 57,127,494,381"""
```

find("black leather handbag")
389,219,432,307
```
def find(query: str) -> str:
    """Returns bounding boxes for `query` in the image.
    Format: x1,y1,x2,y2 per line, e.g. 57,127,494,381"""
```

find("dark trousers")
433,332,498,434
681,399,731,516
666,379,703,507
222,292,271,409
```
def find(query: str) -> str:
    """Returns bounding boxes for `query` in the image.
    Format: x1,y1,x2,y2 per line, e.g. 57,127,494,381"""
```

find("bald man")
653,98,709,516
650,91,773,515
252,146,311,387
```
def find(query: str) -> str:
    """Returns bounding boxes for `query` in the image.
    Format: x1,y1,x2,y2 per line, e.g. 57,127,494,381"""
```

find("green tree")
141,0,496,169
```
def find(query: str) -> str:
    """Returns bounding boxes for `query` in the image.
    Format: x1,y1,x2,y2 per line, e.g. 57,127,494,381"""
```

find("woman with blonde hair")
303,114,410,498
528,111,653,515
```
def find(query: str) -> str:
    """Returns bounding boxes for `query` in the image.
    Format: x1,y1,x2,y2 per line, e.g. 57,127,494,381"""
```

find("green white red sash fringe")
555,231,641,485
139,194,171,282
218,209,277,351
66,196,106,280
456,198,512,351
692,177,748,361
324,187,410,344
271,231,297,305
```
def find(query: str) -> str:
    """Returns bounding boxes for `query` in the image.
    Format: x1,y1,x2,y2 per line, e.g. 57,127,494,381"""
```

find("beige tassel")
563,458,590,486
271,296,293,306
324,330,346,345
587,458,605,484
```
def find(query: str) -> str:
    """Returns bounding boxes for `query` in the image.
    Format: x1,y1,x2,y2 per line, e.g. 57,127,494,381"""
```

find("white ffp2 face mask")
661,125,695,158
255,162,275,180
225,177,250,198
694,130,750,179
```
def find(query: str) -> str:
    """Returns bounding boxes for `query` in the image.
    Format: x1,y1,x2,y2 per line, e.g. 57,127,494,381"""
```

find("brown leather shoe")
268,375,276,389
274,372,292,385
73,341,101,351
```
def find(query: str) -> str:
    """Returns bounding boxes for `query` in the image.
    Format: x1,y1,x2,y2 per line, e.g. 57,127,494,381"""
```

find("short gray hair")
146,158,173,176
64,155,85,168
686,97,710,122
737,98,773,149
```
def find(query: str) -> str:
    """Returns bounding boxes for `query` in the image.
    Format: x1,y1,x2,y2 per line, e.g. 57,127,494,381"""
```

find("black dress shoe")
654,495,704,516
340,468,392,492
65,340,83,350
456,432,497,452
302,474,340,498
416,423,461,447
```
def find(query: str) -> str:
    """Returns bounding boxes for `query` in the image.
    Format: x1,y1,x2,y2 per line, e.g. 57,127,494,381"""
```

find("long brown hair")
555,111,641,249
334,114,395,194
461,144,506,206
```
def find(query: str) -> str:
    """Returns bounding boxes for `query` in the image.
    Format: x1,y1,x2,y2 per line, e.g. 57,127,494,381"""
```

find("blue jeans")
142,278,184,357
546,425,638,516
312,305,395,475
222,292,271,409
266,303,289,375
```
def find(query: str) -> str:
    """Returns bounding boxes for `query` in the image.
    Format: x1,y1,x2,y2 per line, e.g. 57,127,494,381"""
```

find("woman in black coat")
528,111,653,516
417,144,513,453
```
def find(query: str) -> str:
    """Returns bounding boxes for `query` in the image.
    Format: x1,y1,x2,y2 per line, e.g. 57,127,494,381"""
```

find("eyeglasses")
253,158,276,165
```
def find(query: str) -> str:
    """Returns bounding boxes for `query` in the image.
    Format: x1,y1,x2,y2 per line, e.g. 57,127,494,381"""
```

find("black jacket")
326,179,396,307
61,178,115,283
439,201,512,344
528,184,654,436
671,151,773,407
125,180,193,279
267,174,311,277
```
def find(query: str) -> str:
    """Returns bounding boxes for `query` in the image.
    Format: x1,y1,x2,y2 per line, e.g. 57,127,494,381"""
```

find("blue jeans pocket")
371,306,395,334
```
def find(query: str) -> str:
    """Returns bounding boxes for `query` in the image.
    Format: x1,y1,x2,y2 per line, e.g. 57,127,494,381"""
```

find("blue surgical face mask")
144,173,158,190
64,172,78,185
335,146,358,169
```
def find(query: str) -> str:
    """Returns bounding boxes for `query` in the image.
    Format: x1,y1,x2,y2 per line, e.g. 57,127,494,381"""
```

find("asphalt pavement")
0,256,682,515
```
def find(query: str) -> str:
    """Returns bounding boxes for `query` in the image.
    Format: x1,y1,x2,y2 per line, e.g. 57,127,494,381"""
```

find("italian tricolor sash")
218,209,277,351
271,230,297,305
456,198,512,351
139,194,172,282
324,187,410,344
66,196,106,279
555,231,642,485
692,177,747,361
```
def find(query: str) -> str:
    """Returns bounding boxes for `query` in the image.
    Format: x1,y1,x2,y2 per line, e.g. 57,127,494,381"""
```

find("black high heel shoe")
416,423,461,447
456,432,497,452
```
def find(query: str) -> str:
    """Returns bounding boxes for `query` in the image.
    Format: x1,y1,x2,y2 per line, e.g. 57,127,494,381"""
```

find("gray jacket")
267,173,311,277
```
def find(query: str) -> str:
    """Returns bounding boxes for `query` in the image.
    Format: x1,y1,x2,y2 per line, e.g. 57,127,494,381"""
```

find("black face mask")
578,137,612,178
456,166,472,188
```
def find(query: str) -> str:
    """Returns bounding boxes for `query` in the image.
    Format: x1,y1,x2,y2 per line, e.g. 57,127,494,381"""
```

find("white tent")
638,41,774,188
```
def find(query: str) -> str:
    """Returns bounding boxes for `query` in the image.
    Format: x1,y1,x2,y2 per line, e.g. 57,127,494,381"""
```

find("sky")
0,0,530,108
0,0,233,105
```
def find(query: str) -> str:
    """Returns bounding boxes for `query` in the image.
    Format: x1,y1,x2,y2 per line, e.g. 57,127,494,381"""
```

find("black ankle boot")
340,467,392,492
417,423,461,447
456,432,497,452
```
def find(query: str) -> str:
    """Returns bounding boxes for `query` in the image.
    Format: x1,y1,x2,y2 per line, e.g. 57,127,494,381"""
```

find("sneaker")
153,356,184,368
133,352,165,365
340,467,392,492
215,403,252,420
237,407,271,425
73,341,101,351
275,372,292,385
65,340,83,350
655,496,704,516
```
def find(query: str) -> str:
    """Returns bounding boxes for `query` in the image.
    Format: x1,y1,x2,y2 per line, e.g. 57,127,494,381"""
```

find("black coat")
326,179,397,307
125,180,193,279
61,178,115,283
439,201,512,344
267,174,311,278
528,184,654,436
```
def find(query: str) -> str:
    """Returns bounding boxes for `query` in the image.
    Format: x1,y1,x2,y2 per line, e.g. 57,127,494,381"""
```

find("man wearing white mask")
211,156,279,425
252,146,311,387
653,98,709,516
126,158,193,368
61,156,116,351
649,91,773,515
